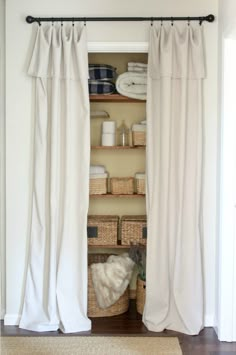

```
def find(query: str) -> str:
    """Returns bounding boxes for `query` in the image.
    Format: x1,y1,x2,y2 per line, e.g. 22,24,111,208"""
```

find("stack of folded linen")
116,62,147,100
90,165,106,175
128,62,147,73
101,121,116,146
88,64,117,95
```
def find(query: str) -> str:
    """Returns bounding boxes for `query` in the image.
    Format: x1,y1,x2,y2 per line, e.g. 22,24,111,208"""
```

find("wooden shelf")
91,145,145,150
90,193,145,198
89,94,145,103
88,244,130,249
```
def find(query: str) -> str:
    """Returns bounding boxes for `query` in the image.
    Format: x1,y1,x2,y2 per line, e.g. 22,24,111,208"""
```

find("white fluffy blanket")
90,253,135,309
116,72,147,100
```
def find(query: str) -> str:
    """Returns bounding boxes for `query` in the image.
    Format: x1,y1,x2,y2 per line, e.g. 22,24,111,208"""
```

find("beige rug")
1,336,182,355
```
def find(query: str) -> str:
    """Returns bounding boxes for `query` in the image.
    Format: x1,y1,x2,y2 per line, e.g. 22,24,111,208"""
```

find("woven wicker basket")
88,253,129,317
121,215,147,245
136,277,146,314
136,177,145,195
87,215,119,246
89,177,107,195
110,177,134,195
133,131,146,146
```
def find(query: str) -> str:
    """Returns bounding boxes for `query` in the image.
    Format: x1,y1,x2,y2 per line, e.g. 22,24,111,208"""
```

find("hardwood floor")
1,301,236,355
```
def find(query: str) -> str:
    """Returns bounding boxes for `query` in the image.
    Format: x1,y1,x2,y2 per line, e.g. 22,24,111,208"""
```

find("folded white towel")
90,165,106,174
128,62,148,73
132,124,146,132
128,67,147,73
90,172,108,179
135,172,146,179
128,62,148,68
116,72,147,100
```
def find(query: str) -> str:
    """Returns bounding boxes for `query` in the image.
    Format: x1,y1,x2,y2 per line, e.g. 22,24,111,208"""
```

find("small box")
110,177,134,195
132,131,146,146
87,215,119,246
121,215,147,245
89,173,108,195
135,173,145,195
132,124,146,146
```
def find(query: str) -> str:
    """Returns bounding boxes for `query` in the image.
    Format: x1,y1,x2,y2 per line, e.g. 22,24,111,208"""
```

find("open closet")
87,52,148,317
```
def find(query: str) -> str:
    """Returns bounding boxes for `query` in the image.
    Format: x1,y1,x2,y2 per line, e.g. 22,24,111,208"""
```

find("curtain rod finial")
206,14,215,22
26,16,34,24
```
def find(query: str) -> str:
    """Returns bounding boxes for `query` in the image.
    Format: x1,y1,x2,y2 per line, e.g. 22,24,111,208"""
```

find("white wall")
215,0,236,341
0,0,6,320
5,0,219,326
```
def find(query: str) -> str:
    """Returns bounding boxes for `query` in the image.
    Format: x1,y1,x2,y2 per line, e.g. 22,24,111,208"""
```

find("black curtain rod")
26,14,215,25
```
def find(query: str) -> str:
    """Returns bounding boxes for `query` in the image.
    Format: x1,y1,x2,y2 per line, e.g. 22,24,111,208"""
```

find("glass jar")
117,120,129,146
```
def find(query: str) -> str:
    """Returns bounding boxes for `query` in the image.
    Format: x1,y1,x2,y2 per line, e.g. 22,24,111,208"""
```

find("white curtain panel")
19,25,91,333
144,25,205,335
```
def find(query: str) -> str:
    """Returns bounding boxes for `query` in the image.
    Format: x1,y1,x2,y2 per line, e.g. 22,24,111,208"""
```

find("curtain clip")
72,17,75,26
150,17,153,26
171,17,174,26
51,17,54,26
161,17,163,26
84,18,86,26
37,18,41,26
199,17,203,26
188,17,190,26
61,18,63,26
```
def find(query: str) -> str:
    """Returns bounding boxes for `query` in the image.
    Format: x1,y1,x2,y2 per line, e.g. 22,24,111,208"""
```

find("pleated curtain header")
149,25,206,79
28,25,88,79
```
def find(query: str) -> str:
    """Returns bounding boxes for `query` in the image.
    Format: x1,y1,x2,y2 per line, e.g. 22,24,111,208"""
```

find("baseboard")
204,314,215,327
4,314,20,325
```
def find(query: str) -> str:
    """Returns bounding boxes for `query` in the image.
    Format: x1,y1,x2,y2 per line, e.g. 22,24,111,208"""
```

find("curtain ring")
150,17,153,26
84,18,86,26
199,17,203,26
161,17,163,26
51,17,54,26
37,18,41,26
171,17,174,26
72,17,74,26
188,17,190,26
61,18,63,26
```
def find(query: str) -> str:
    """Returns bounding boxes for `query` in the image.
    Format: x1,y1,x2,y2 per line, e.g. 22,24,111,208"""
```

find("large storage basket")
133,131,146,146
121,215,147,245
88,254,129,317
110,177,134,195
136,277,146,314
87,215,119,246
89,176,107,195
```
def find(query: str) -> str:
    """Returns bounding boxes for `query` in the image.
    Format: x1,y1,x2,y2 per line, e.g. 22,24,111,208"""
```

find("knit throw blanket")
90,253,135,309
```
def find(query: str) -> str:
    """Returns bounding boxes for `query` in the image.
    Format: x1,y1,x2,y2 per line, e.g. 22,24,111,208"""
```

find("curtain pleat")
144,25,205,335
19,25,91,333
